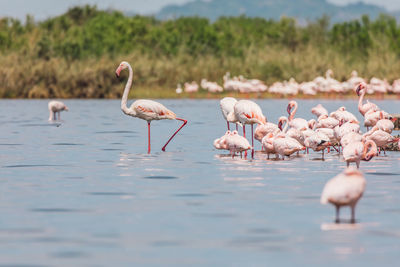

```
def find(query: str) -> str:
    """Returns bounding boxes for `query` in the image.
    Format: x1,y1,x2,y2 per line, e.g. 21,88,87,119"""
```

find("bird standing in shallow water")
321,167,366,223
48,101,68,121
116,61,187,153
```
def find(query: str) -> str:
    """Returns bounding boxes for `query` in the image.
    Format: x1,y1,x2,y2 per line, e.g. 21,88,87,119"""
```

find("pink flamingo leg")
161,118,188,152
227,121,230,131
147,122,151,154
251,124,254,158
243,125,247,158
236,124,238,131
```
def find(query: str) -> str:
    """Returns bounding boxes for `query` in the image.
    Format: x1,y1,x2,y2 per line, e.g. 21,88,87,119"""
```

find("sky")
0,0,399,21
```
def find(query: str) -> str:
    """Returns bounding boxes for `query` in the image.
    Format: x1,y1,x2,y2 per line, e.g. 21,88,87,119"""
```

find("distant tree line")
0,5,400,98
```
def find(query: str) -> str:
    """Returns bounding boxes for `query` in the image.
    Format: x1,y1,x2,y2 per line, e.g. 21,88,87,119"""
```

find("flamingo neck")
121,64,136,116
358,89,365,112
282,117,289,133
289,103,297,121
363,140,377,159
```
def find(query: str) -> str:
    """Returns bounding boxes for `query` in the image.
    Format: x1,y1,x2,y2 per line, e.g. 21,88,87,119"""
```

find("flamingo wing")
132,100,176,121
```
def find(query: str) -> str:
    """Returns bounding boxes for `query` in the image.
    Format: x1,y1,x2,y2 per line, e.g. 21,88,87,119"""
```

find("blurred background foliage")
1,5,400,98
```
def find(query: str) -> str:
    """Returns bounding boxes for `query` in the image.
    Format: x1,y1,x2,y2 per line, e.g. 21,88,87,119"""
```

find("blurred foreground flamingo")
116,61,187,153
48,100,68,121
321,167,366,223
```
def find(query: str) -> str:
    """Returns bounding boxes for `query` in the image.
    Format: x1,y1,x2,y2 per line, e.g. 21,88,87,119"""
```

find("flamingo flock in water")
214,81,399,222
177,69,400,97
45,61,400,224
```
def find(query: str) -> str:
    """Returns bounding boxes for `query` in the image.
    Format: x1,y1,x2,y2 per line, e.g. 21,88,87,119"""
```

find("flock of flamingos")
46,61,399,224
177,69,400,97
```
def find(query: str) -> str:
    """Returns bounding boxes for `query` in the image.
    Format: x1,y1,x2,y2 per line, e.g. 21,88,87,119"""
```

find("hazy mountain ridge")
157,0,396,22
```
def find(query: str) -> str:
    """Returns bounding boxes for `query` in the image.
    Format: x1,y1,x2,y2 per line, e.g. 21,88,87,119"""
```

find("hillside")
157,0,390,23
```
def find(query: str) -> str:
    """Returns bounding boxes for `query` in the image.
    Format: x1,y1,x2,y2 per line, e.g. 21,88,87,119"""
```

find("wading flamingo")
287,101,308,130
116,61,187,153
227,100,266,157
356,82,379,116
343,140,377,168
321,167,366,223
225,130,252,157
220,97,238,130
311,104,328,118
48,101,68,121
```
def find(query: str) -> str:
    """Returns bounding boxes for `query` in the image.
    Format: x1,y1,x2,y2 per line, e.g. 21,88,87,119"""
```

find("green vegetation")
1,5,400,98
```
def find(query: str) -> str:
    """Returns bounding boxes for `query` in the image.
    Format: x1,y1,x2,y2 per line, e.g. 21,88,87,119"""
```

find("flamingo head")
115,61,129,78
356,82,367,96
287,101,295,115
391,117,398,123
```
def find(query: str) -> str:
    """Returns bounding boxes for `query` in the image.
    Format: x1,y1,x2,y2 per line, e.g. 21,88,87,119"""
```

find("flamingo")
364,109,391,130
225,130,252,157
316,115,339,129
304,131,331,159
272,134,304,160
330,107,358,123
287,101,308,130
213,131,231,150
375,112,396,134
356,82,379,116
261,133,277,159
227,100,266,157
176,84,183,94
48,100,68,121
340,132,362,148
311,104,328,118
363,126,399,154
254,122,279,143
116,61,187,153
321,167,366,223
220,97,238,130
278,116,305,147
343,140,377,168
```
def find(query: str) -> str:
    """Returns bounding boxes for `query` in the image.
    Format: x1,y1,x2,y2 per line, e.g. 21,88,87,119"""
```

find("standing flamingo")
356,82,379,116
287,101,308,130
321,167,366,223
48,100,68,121
220,97,238,130
343,140,377,168
116,61,187,153
227,100,266,157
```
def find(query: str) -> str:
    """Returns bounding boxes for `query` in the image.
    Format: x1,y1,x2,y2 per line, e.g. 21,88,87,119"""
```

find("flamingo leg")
335,206,340,223
243,125,247,158
236,124,238,131
53,112,56,121
251,124,254,158
147,122,151,154
227,121,230,131
162,118,188,152
350,206,356,223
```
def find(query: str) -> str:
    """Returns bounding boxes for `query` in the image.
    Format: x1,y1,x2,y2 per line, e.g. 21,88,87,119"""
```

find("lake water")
0,99,399,266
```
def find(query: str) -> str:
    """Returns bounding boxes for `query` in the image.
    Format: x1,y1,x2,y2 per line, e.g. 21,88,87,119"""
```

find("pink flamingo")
356,82,379,116
287,101,308,130
213,131,231,150
116,61,187,153
227,100,266,157
225,130,252,157
376,112,396,134
220,97,238,130
261,133,277,159
316,115,339,129
48,100,68,121
321,167,366,223
363,126,399,154
272,134,304,160
343,140,377,168
311,104,328,118
254,122,279,143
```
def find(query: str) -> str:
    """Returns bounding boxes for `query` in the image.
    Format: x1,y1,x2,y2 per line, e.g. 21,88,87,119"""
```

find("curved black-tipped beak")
286,105,291,115
356,85,361,96
115,72,120,78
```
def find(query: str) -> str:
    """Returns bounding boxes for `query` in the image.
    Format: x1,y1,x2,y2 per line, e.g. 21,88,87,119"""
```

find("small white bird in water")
321,167,366,223
48,100,69,121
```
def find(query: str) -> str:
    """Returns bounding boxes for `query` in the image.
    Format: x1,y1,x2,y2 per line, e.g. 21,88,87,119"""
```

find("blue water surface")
0,99,399,266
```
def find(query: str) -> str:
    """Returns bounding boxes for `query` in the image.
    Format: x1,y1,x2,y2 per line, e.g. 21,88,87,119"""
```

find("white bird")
225,130,252,156
227,100,266,157
356,82,379,116
343,140,377,168
287,100,308,130
220,97,238,130
321,167,366,223
116,61,187,153
48,100,68,121
311,104,328,118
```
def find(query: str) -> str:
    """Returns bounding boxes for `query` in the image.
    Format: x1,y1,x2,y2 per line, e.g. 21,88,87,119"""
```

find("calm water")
0,99,399,266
